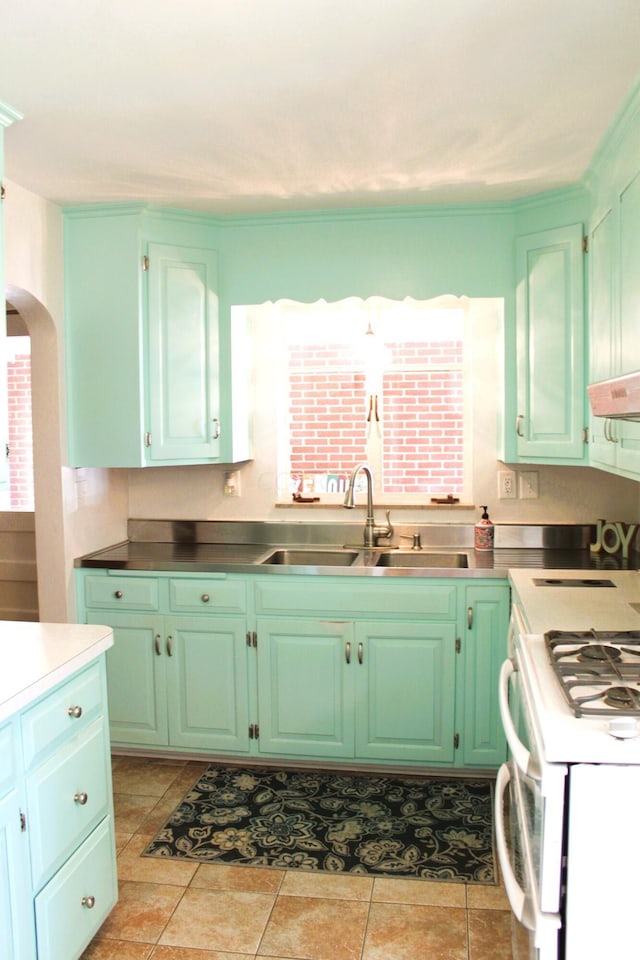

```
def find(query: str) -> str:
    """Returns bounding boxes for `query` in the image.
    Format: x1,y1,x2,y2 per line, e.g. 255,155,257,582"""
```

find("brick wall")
7,352,34,510
288,338,464,495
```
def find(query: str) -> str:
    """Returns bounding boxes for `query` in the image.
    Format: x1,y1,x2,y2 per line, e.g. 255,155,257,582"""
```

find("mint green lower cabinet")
256,617,457,764
355,621,457,764
256,618,354,758
87,612,168,748
0,721,36,960
4,657,117,960
165,617,250,752
89,611,250,753
459,585,509,768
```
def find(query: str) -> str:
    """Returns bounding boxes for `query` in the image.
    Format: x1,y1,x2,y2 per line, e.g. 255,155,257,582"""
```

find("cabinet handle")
212,418,220,440
516,415,524,438
74,792,88,805
154,634,161,656
345,641,351,664
166,635,173,657
357,642,363,664
114,590,123,599
81,895,96,909
201,594,210,603
67,705,83,719
467,606,473,629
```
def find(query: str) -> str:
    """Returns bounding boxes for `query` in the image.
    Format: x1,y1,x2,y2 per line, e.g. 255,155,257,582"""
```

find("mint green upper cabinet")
64,207,226,467
147,243,220,462
587,174,640,478
513,224,586,463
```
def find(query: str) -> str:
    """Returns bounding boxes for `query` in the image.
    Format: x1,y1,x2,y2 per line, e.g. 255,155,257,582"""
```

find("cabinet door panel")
87,612,167,746
355,621,456,763
34,816,117,960
27,719,110,890
619,171,640,374
166,617,250,752
461,585,509,768
148,243,220,461
257,619,354,758
515,224,585,461
0,789,36,960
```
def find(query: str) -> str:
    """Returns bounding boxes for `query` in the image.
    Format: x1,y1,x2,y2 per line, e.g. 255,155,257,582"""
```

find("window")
272,296,471,503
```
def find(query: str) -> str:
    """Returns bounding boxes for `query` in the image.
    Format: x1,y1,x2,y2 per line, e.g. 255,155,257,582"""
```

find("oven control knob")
608,717,639,739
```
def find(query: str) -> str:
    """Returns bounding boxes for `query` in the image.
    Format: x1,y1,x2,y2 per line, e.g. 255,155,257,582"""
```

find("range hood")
587,371,640,421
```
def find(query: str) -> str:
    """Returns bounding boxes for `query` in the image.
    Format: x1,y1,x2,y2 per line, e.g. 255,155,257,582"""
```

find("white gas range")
496,569,640,959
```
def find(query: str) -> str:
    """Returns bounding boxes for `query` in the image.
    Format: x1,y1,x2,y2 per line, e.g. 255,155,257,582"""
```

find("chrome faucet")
343,463,393,547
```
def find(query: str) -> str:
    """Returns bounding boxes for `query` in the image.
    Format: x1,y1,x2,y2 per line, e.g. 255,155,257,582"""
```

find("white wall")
4,179,128,620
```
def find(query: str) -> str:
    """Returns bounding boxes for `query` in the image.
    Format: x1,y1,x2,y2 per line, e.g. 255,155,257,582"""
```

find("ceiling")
1,0,640,215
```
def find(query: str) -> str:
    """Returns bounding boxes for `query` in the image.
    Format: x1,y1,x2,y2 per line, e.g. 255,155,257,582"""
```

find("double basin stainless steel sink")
260,547,469,569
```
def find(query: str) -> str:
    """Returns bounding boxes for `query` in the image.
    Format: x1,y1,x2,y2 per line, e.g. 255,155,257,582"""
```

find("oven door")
495,619,565,959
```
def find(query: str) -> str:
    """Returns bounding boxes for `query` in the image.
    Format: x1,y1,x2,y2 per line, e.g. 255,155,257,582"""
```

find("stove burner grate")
545,629,640,718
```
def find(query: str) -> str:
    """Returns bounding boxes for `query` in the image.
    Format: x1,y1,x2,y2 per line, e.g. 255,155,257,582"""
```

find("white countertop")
0,620,114,723
509,568,640,635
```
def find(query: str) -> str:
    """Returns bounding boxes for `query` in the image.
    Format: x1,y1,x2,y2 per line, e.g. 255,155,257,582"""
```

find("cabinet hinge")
144,432,152,447
455,637,461,654
19,810,26,832
248,722,260,739
142,255,149,271
246,630,257,648
582,235,589,253
453,733,460,750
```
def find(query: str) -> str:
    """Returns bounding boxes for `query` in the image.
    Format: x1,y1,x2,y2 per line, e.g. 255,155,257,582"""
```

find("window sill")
275,501,475,510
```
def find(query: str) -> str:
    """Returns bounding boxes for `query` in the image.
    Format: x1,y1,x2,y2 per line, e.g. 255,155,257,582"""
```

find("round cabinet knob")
74,792,88,805
114,590,123,599
201,594,210,603
81,895,96,909
68,705,83,719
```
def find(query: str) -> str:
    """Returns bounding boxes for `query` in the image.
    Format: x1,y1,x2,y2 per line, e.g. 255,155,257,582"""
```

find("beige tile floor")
82,756,514,960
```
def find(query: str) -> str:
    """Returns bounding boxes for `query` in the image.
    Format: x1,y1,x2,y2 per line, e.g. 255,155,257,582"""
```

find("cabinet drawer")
0,721,16,800
168,576,247,614
255,579,458,620
21,661,103,769
84,574,159,611
34,815,117,960
27,719,110,889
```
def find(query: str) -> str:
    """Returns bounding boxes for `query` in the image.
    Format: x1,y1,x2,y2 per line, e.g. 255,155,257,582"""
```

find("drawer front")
84,574,159,611
21,661,103,769
0,721,16,800
28,719,110,890
168,577,247,614
35,815,117,960
255,578,458,620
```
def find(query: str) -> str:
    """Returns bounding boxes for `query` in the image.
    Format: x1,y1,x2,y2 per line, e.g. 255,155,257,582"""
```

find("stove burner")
604,686,640,710
577,644,622,662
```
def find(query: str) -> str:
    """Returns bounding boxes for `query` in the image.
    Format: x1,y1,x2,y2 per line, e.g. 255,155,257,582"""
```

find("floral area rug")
142,765,496,884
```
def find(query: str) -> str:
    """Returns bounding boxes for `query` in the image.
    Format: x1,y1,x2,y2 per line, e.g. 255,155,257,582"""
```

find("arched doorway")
5,284,68,622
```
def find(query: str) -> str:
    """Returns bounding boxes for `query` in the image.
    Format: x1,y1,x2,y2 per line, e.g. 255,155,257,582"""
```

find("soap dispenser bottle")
475,505,494,551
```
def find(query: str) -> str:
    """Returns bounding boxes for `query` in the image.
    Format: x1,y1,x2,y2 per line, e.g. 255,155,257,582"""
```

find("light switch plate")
519,471,539,499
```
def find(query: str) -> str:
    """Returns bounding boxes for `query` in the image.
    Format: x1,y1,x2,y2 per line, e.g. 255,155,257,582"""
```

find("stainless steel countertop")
74,520,640,578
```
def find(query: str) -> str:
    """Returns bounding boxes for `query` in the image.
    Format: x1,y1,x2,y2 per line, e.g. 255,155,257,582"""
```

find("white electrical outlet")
519,471,539,499
498,470,517,499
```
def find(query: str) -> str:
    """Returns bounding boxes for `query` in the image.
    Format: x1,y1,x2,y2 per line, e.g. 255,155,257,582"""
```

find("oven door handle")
494,762,534,930
498,658,541,781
